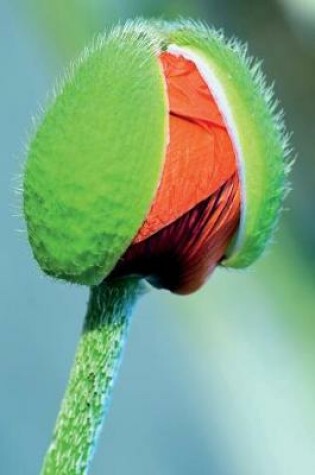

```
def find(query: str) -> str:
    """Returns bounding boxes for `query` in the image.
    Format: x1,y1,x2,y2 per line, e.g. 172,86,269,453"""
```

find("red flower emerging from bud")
112,52,240,294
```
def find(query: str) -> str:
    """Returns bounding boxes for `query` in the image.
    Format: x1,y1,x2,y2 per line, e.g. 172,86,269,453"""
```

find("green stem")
41,277,145,475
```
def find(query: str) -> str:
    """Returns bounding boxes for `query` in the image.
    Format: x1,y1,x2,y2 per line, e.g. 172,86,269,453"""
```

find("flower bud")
23,20,290,292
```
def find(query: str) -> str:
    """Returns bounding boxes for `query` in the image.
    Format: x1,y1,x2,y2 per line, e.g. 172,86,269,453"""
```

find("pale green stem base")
40,277,145,475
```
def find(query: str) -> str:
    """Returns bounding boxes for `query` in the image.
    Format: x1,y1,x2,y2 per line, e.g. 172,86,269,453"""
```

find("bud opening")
111,50,241,294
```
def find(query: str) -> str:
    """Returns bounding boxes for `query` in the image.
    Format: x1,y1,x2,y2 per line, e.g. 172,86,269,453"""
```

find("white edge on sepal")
167,43,245,259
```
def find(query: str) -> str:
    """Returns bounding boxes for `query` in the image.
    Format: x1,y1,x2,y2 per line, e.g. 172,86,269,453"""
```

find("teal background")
1,0,315,473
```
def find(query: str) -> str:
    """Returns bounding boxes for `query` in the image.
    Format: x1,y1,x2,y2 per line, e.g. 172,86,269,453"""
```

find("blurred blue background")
1,0,315,473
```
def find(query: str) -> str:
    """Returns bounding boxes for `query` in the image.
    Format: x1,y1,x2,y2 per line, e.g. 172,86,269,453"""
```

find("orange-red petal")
134,51,237,243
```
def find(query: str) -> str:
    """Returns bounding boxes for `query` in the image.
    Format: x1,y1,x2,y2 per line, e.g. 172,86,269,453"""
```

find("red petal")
134,51,237,243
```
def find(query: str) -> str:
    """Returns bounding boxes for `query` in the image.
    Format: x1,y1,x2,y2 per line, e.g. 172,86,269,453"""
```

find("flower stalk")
40,277,144,475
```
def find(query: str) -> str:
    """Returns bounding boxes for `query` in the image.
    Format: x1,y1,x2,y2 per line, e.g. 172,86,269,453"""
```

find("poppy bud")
23,20,290,292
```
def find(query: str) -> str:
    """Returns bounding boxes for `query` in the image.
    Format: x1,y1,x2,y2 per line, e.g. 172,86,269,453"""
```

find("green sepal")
162,20,291,268
24,21,168,285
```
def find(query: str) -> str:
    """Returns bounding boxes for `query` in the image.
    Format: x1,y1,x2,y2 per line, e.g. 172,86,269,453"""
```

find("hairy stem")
41,277,145,475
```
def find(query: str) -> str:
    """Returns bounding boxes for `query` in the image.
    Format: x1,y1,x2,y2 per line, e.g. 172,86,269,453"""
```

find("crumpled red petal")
134,51,237,243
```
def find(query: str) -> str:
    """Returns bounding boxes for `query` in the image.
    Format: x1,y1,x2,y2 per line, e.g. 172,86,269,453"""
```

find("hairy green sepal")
163,21,290,268
24,24,168,285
